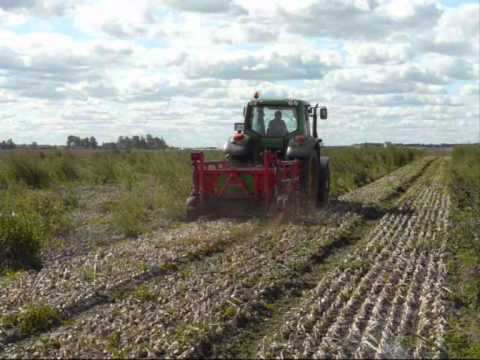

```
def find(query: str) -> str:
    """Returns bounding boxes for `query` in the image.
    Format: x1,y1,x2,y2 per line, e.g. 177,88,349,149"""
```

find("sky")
0,0,479,147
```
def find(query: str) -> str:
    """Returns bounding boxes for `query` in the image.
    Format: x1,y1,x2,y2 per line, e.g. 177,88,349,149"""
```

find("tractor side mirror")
320,107,328,120
234,123,245,132
243,106,246,117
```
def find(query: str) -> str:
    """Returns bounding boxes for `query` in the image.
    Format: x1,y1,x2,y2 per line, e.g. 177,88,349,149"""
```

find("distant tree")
89,136,98,149
102,142,117,150
0,139,16,149
67,135,81,147
113,134,169,150
67,135,99,149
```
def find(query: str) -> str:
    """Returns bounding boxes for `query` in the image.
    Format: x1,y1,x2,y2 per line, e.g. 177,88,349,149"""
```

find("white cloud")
418,3,479,56
275,0,442,40
0,0,77,17
459,83,479,97
0,7,26,26
162,0,246,15
182,48,341,80
73,0,158,38
0,0,478,145
345,42,413,65
324,64,449,95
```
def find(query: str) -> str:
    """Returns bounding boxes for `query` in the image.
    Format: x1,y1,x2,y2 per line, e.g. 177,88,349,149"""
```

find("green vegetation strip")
445,145,480,359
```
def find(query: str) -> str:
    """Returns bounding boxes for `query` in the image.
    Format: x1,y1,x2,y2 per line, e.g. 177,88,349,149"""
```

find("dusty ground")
0,157,450,359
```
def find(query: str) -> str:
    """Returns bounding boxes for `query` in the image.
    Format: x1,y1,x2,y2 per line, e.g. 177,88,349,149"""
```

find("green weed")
323,147,423,197
106,331,127,359
0,304,60,336
131,284,157,302
5,154,52,189
111,191,148,237
0,209,43,270
446,145,480,358
174,322,209,348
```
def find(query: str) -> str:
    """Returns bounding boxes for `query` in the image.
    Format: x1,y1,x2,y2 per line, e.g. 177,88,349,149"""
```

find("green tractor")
225,93,330,205
186,92,330,219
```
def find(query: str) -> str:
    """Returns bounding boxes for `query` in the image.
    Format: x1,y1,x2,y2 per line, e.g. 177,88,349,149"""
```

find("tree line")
0,135,170,150
0,139,15,149
67,135,170,150
67,136,98,148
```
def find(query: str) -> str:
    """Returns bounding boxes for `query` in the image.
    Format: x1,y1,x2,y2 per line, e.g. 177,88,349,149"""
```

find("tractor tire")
300,151,320,208
185,196,201,222
318,157,330,205
186,208,199,222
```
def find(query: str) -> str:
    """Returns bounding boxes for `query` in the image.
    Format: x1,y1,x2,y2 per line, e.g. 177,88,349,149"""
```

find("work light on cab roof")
185,92,330,220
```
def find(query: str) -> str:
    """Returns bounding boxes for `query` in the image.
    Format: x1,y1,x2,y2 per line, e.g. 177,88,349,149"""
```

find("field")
0,146,478,358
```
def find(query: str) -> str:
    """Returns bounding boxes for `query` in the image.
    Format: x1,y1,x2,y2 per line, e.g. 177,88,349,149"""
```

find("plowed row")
258,159,449,359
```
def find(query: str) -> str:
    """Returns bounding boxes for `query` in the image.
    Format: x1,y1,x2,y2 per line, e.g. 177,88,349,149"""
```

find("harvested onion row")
258,173,450,359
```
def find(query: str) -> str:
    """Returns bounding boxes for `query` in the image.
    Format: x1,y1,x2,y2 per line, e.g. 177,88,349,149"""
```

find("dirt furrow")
215,159,439,359
256,159,449,359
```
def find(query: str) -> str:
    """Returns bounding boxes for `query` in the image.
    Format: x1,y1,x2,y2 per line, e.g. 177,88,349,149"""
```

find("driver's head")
274,110,282,120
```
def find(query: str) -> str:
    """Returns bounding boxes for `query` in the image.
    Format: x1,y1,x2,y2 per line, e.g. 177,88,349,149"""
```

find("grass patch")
106,331,127,359
111,191,150,237
0,187,74,272
446,145,480,358
131,284,157,302
4,154,52,189
0,304,60,336
174,322,209,349
0,208,43,270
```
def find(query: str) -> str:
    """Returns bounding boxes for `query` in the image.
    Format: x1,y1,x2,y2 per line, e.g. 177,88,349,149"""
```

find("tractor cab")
225,93,327,164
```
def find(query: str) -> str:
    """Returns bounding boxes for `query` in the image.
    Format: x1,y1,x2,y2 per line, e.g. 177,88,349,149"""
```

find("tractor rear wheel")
318,157,330,205
300,151,320,208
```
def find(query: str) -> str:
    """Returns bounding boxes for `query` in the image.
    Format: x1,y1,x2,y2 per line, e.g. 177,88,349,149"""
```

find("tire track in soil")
0,158,436,358
254,158,449,359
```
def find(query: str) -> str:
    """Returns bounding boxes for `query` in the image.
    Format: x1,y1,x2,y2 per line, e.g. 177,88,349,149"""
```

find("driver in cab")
267,110,288,136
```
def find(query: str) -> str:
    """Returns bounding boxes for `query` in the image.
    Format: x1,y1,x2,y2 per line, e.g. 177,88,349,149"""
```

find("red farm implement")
185,151,301,220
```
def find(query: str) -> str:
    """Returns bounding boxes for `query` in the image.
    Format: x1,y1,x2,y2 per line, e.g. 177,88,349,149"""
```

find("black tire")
185,196,200,221
318,157,330,205
186,209,199,222
300,151,320,208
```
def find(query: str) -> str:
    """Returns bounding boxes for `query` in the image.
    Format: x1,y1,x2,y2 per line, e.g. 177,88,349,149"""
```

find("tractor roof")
248,98,310,107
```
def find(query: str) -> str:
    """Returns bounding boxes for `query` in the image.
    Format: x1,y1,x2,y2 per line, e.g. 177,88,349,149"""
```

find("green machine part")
216,174,255,194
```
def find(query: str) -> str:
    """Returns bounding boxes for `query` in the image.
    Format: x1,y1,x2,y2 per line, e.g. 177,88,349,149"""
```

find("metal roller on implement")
186,92,330,220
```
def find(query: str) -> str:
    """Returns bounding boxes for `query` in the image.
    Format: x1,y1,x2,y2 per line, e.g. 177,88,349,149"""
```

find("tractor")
186,93,330,220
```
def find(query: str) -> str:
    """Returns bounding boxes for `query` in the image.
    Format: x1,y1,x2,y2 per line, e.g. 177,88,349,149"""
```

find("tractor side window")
251,107,266,135
281,109,298,133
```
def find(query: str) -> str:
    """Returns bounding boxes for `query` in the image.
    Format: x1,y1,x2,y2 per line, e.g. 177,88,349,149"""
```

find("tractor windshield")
249,106,298,137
